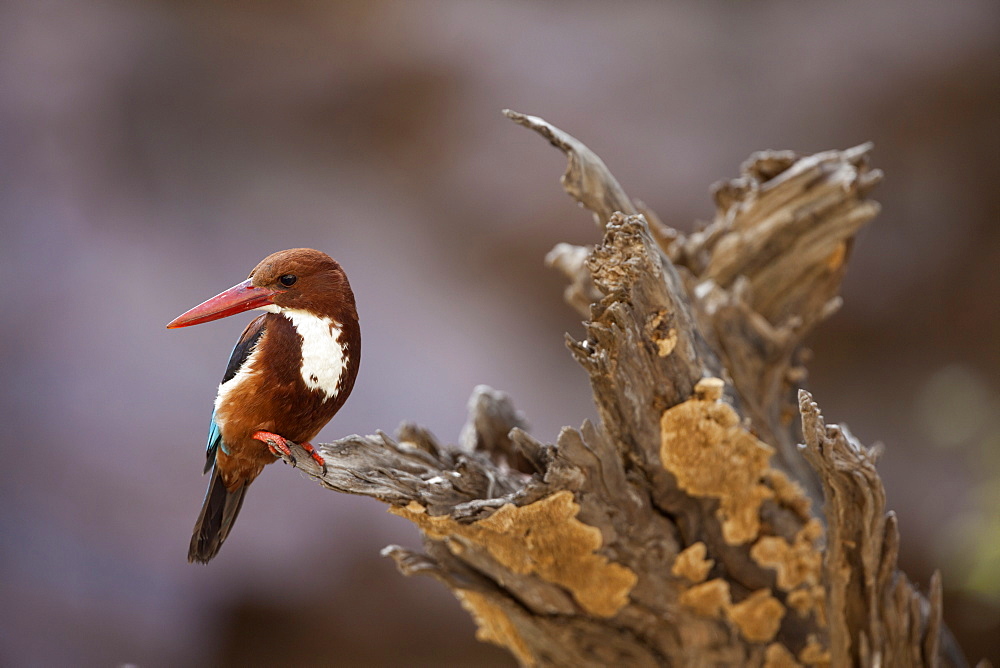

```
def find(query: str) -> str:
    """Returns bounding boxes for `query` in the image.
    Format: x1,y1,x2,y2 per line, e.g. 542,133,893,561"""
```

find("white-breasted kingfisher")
167,248,360,563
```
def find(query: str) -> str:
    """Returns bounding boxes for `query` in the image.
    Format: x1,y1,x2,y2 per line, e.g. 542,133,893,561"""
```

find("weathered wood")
798,392,968,667
270,113,971,667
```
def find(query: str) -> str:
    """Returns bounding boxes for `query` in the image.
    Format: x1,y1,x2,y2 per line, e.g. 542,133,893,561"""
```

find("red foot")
253,430,294,461
252,431,327,474
299,441,328,474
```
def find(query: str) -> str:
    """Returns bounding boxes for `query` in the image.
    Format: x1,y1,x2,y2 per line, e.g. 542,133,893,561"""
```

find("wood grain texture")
267,112,971,667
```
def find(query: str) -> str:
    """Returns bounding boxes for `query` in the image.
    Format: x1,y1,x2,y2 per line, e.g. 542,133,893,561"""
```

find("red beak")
167,279,279,329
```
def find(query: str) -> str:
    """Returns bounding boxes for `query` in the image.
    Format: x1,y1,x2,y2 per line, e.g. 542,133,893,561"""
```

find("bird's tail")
188,466,249,564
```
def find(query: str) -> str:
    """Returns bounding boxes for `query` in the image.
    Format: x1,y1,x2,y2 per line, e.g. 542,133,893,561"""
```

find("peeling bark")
270,113,972,667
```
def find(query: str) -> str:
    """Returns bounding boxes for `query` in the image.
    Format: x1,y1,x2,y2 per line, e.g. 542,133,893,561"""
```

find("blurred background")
1,0,997,665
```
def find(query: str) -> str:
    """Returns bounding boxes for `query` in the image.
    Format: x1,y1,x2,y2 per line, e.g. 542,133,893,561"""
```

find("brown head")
167,248,357,328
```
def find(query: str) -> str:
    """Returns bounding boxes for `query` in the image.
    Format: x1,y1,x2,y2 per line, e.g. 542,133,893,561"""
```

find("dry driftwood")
272,111,972,667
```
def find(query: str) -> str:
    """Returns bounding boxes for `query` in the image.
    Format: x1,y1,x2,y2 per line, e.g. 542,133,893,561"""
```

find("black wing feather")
222,315,268,384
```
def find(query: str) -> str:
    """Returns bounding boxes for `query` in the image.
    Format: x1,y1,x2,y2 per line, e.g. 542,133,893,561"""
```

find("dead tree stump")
274,111,972,667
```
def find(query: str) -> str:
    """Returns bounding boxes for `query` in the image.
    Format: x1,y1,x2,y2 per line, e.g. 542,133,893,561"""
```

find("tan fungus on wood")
671,541,714,584
390,491,638,617
455,589,535,667
762,469,813,521
679,578,732,618
764,642,803,668
750,519,824,591
787,585,828,626
660,377,775,544
645,309,679,357
727,589,787,644
798,634,832,667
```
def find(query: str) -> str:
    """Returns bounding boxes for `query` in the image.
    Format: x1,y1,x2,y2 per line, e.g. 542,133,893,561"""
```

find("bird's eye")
279,274,297,287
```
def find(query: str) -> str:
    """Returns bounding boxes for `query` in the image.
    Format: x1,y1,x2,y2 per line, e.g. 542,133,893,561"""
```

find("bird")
167,248,360,563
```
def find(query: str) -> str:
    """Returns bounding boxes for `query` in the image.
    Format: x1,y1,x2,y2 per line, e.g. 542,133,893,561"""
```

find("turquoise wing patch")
204,412,226,474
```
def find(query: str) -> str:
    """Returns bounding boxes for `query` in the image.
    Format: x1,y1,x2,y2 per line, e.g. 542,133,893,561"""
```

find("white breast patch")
283,309,346,401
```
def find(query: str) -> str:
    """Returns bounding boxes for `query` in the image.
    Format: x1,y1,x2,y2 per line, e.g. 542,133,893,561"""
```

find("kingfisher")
167,248,360,563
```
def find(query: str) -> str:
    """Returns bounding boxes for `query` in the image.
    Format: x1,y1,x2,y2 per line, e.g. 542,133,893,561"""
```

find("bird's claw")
253,430,296,466
252,431,326,474
300,441,328,475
